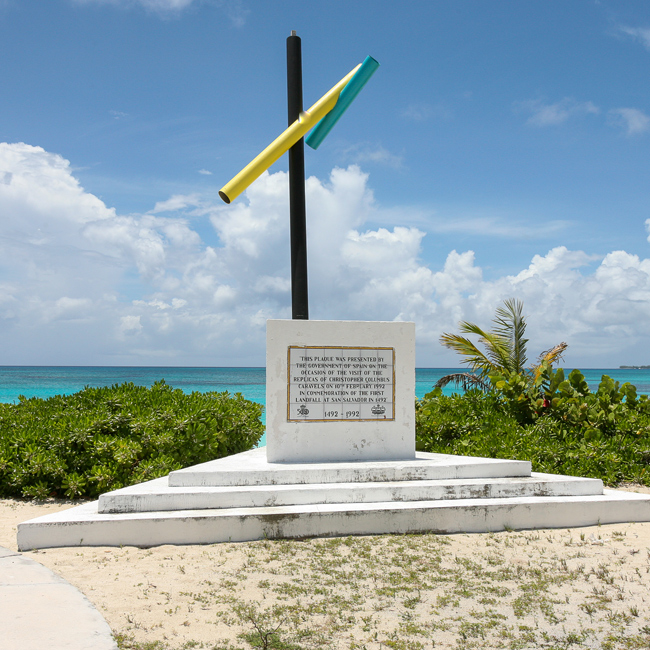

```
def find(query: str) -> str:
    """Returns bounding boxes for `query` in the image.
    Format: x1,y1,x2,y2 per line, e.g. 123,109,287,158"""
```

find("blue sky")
1,0,650,368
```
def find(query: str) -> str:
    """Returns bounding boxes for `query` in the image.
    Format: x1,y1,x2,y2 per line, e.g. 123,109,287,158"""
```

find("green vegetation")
419,299,650,486
416,371,650,486
436,298,567,392
0,381,264,499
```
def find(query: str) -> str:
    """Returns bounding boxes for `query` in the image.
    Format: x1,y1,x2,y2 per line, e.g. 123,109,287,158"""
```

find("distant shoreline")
620,365,650,369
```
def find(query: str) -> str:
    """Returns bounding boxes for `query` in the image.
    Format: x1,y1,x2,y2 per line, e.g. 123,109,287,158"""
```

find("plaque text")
287,346,395,421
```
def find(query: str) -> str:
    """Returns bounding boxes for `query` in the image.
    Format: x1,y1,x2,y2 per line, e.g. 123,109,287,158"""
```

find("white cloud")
401,103,433,122
71,0,249,25
340,143,404,169
49,297,94,322
620,25,650,51
73,0,195,11
0,142,115,228
401,102,451,122
120,314,142,334
516,98,600,126
218,0,248,27
150,193,202,214
198,169,212,176
423,214,570,239
3,141,650,367
609,108,650,136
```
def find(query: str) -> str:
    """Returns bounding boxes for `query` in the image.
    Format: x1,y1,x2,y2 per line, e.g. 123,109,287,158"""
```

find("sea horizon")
1,364,642,369
2,365,649,404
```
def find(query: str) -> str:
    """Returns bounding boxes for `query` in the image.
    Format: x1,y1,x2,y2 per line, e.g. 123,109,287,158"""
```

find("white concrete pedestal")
266,320,415,463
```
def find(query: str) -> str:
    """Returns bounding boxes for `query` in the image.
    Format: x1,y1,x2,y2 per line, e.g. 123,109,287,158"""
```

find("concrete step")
98,473,604,514
17,490,650,551
167,447,531,487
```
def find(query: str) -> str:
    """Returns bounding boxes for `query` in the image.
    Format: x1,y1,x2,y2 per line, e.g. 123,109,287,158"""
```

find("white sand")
3,488,650,649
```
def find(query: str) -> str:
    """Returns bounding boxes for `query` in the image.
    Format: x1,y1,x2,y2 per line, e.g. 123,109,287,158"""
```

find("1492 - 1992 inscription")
287,346,395,422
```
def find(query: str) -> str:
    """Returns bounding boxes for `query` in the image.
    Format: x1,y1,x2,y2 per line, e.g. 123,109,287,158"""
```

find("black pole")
287,31,309,320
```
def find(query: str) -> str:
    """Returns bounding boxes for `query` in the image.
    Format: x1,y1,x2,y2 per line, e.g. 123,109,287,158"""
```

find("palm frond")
492,298,528,372
457,322,511,373
458,321,491,339
531,342,568,381
441,299,568,388
479,331,513,372
537,341,568,365
434,373,492,392
439,333,494,375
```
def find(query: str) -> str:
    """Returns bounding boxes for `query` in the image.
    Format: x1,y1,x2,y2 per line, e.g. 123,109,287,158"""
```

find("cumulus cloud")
2,141,650,367
0,142,115,228
515,98,600,126
609,108,650,136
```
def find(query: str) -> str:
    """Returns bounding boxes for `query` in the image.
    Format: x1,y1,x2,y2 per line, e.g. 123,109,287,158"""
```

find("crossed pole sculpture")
219,32,379,320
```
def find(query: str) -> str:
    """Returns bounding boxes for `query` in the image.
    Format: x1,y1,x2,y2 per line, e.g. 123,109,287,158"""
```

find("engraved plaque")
287,346,395,422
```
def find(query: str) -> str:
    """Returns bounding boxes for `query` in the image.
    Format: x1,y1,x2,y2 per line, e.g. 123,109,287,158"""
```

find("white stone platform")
17,447,650,550
167,447,530,486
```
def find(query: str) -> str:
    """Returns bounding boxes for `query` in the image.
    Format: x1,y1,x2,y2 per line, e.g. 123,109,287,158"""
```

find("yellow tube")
219,63,361,204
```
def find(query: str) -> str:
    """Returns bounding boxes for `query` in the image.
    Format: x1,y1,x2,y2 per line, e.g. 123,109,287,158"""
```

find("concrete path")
0,546,117,650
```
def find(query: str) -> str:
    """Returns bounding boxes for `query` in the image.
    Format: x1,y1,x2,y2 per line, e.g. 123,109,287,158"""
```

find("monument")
17,34,650,549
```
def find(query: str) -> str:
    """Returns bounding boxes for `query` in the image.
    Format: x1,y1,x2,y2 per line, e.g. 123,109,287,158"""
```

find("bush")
416,371,650,487
0,380,264,499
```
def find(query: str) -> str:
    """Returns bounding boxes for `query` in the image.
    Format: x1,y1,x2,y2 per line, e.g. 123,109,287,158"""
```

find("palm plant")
435,298,567,391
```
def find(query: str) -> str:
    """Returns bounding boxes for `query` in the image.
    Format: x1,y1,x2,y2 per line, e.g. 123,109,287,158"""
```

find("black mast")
286,31,309,320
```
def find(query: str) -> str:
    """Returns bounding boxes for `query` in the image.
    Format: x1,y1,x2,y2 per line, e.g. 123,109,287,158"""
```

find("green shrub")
416,372,650,487
0,380,264,499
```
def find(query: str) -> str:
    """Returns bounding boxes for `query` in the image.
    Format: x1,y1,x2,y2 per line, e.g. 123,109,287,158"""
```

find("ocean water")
2,366,650,405
2,366,649,447
415,368,650,398
0,366,270,445
0,366,267,406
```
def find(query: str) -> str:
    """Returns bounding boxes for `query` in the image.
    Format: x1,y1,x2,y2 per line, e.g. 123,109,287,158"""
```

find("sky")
1,0,650,368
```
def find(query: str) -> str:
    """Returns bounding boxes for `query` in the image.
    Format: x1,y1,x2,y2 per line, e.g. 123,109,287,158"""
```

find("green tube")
306,55,379,150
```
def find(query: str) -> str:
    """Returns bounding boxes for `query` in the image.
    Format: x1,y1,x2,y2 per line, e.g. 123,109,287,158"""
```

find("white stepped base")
167,448,531,487
17,490,650,551
98,473,604,513
17,448,650,550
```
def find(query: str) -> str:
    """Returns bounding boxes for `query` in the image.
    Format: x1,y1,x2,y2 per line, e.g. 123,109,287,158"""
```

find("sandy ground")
3,489,650,650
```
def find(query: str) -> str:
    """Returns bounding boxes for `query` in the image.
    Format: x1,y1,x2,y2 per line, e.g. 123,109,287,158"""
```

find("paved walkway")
0,546,117,650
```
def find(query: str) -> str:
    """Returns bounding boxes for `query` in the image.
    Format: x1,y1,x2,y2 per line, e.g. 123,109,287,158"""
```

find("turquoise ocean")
2,367,650,447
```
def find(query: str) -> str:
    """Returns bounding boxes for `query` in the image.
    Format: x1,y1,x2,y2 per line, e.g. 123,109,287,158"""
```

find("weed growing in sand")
108,526,650,650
